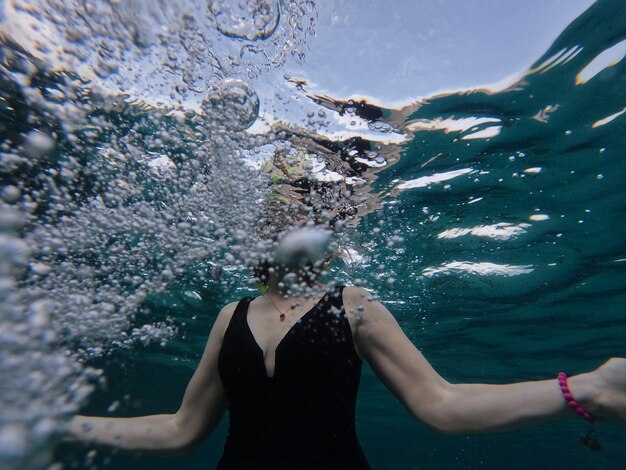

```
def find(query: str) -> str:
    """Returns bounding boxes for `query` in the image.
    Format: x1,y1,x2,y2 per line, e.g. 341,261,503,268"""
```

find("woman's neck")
265,270,321,299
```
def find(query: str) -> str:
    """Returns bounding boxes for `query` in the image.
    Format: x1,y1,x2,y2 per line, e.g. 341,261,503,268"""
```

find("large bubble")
210,0,281,41
201,78,260,130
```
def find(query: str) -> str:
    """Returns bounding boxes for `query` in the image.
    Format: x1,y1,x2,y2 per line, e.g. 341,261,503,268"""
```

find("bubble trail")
0,1,318,467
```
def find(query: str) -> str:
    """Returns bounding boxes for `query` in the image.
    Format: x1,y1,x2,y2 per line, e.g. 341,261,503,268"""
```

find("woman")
65,231,626,469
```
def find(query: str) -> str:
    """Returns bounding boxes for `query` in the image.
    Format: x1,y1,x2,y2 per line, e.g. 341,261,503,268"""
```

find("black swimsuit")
217,285,371,469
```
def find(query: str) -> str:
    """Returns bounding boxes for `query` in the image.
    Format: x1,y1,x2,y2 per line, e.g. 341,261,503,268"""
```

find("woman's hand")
590,358,626,422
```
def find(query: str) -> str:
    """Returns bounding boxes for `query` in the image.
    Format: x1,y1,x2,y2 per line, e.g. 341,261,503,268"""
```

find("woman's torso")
217,285,371,469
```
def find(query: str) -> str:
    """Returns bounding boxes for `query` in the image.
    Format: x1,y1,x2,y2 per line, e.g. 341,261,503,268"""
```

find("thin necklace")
267,293,290,322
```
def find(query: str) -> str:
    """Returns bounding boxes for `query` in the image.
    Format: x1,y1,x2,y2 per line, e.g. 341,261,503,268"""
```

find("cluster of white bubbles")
10,0,316,100
0,1,317,468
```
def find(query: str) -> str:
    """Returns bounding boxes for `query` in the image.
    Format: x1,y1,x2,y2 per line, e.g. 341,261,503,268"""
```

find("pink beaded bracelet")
557,372,601,450
557,372,594,421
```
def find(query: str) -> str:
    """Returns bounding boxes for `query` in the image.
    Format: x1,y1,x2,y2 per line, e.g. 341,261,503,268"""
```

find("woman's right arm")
64,302,237,455
344,286,626,433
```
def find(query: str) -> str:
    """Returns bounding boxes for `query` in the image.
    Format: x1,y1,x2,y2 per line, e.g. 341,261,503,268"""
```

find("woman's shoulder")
218,300,240,317
342,285,373,302
212,300,242,338
341,285,380,318
341,285,392,322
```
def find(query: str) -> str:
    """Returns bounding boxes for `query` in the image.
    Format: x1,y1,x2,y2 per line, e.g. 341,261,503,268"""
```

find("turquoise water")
1,0,625,468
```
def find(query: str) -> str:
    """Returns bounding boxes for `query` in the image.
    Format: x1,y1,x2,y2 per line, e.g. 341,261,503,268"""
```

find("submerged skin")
67,284,626,455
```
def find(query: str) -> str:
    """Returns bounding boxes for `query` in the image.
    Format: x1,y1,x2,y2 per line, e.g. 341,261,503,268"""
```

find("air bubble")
201,79,260,131
1,186,21,204
210,0,280,41
0,424,27,459
23,131,54,158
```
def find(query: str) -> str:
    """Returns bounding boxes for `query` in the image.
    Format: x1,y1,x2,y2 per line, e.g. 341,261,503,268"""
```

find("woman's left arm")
344,286,626,434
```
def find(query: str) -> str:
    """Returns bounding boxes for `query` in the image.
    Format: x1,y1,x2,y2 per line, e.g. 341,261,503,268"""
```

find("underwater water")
1,0,625,468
